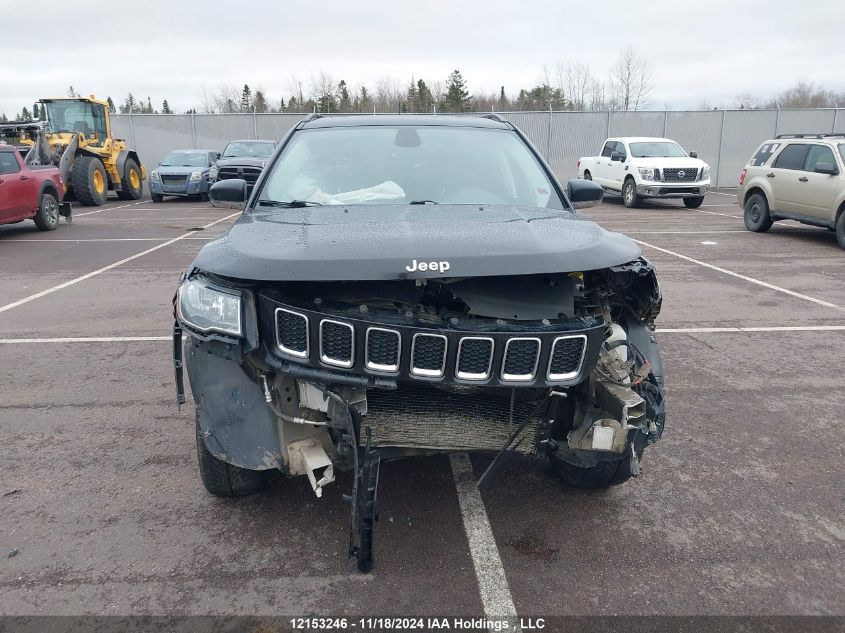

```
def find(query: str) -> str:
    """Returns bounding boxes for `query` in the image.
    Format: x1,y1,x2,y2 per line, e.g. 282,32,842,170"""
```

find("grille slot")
456,337,494,380
547,335,587,380
411,333,447,377
662,167,698,182
275,308,309,358
319,320,354,368
218,166,263,185
502,338,541,381
365,327,401,372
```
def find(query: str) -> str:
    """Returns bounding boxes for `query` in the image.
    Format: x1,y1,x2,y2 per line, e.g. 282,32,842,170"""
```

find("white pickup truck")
578,137,711,208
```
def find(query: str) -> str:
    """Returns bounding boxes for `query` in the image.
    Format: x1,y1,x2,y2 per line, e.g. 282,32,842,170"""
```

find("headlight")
190,171,203,182
177,278,242,336
150,170,160,181
638,167,658,181
702,165,710,179
209,166,218,180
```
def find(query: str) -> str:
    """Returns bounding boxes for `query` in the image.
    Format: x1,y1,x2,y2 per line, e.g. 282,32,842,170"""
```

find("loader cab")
40,98,110,148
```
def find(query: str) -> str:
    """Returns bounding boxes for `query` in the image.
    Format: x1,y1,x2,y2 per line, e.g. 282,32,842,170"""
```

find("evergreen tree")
417,79,433,112
240,84,252,112
161,99,172,114
145,96,155,114
358,86,372,113
253,90,268,113
405,78,418,112
498,86,508,110
19,107,32,121
278,97,286,112
68,85,79,97
337,80,351,112
0,112,7,122
287,96,298,112
443,70,471,112
106,96,116,113
120,93,138,113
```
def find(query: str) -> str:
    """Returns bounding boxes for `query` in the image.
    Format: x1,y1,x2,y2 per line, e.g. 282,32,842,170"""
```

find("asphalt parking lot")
1,190,843,622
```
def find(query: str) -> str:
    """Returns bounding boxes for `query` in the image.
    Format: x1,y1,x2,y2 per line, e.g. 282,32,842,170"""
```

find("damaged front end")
173,257,665,572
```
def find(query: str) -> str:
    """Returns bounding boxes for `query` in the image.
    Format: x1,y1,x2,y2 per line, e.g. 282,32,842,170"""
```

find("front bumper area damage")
173,257,666,572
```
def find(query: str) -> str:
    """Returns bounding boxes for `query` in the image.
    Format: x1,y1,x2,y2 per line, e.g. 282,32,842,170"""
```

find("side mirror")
689,151,698,158
610,152,625,162
814,162,839,176
209,179,248,209
567,179,604,209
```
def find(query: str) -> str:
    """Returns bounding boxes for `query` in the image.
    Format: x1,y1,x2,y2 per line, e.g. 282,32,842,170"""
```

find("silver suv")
738,134,845,249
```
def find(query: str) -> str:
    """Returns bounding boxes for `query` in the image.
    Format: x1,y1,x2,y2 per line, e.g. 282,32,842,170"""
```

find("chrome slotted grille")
320,320,354,368
456,337,494,380
502,338,541,381
548,335,587,380
662,168,698,182
411,333,448,377
276,308,308,358
365,327,400,372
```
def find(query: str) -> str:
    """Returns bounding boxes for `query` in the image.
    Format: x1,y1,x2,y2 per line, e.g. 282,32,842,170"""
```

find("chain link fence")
112,109,845,188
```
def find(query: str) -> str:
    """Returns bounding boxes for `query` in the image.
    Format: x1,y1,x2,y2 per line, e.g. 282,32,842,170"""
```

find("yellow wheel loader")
21,96,146,206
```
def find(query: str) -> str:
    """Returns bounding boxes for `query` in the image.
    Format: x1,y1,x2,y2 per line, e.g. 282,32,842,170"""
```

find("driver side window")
601,141,615,158
614,142,627,158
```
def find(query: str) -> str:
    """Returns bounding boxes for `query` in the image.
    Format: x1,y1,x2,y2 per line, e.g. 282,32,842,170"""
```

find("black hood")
216,156,267,169
193,205,641,281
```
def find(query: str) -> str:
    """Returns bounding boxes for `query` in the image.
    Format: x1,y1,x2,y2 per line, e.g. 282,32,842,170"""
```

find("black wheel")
683,196,705,209
196,416,266,496
151,193,164,203
70,156,107,206
622,178,641,208
199,192,210,202
743,193,773,232
34,192,60,231
583,170,592,181
549,450,640,489
836,211,845,250
117,158,143,200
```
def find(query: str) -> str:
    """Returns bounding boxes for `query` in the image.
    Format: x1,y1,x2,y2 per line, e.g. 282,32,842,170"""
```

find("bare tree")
733,92,757,109
609,46,654,110
555,62,593,111
310,71,337,112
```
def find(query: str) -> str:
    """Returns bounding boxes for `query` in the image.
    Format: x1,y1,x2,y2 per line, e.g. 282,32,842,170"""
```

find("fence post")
662,110,668,137
774,107,781,137
253,108,258,139
606,110,611,138
190,112,197,149
129,110,137,150
715,109,726,189
833,109,840,133
547,108,553,161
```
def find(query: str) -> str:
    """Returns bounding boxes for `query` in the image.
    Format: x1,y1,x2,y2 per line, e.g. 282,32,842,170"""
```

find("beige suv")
737,134,845,249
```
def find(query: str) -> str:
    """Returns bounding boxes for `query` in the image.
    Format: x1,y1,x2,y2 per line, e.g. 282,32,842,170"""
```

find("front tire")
683,196,705,209
836,210,845,250
744,193,773,232
34,192,60,231
70,156,108,206
151,193,163,203
583,171,592,181
196,417,266,496
549,450,639,489
117,158,143,200
623,178,641,208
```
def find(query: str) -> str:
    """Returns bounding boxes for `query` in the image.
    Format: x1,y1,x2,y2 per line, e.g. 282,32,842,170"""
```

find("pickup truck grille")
266,298,602,387
217,166,263,185
662,168,699,182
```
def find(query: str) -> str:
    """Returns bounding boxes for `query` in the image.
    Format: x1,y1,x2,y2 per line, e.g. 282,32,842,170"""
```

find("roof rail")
302,113,323,123
775,133,845,139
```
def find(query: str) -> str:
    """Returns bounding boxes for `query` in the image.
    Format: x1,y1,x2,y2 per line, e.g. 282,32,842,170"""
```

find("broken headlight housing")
177,278,242,336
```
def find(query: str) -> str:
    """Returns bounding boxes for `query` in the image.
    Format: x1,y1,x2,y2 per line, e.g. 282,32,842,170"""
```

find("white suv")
738,134,845,249
578,137,711,208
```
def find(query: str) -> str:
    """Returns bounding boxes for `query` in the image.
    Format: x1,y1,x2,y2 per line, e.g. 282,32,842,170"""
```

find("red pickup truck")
0,144,71,231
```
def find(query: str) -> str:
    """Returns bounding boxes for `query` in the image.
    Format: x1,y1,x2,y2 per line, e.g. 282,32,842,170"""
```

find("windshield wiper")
408,200,439,205
257,199,323,208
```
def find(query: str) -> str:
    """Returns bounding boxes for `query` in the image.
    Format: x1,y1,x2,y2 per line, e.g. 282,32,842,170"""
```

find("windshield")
222,141,275,158
161,151,208,167
629,141,687,158
258,125,563,208
42,100,107,145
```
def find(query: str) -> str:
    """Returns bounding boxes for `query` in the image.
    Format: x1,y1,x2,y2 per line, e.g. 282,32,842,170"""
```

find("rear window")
0,151,20,174
749,142,780,167
772,144,810,170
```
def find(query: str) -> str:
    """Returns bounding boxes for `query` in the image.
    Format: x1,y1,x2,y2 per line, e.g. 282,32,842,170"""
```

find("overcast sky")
2,0,843,116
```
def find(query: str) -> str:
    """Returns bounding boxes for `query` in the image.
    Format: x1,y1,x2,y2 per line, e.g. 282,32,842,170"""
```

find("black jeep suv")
173,115,665,572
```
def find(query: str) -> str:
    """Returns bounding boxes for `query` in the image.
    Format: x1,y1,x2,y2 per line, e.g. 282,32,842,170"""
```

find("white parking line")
3,237,213,243
691,209,741,218
449,453,518,627
709,191,739,197
0,212,240,314
633,239,842,311
73,201,146,216
3,326,845,345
